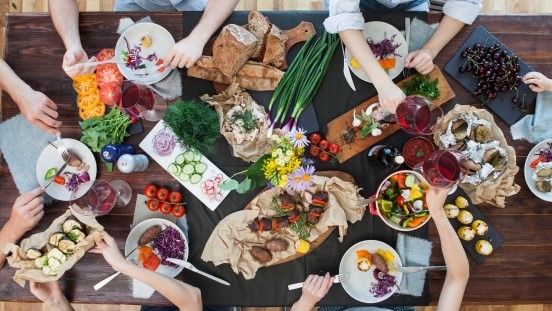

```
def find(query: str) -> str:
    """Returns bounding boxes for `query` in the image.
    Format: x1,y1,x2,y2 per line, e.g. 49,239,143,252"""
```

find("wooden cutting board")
324,66,455,163
244,170,354,265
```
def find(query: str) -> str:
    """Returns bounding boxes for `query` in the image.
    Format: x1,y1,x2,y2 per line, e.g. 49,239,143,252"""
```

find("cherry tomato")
318,152,330,162
159,202,173,214
53,175,66,185
156,187,169,201
309,133,322,145
147,199,160,211
172,205,186,218
308,145,321,157
396,196,405,208
328,143,340,155
168,191,182,203
318,139,329,151
144,184,158,199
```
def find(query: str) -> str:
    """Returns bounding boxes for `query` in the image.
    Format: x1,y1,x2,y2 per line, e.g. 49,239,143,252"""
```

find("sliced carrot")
396,173,407,189
356,250,370,258
408,215,429,228
378,58,396,69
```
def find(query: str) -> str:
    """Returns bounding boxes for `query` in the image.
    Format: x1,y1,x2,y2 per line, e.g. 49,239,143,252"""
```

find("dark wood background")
1,12,552,306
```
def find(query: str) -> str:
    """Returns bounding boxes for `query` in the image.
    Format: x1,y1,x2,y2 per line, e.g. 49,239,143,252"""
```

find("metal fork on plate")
287,272,351,290
402,17,411,77
93,257,142,291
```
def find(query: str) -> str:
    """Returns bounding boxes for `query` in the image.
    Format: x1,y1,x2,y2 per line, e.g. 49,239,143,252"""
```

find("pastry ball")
472,220,489,235
457,210,473,225
457,226,475,241
444,204,459,218
475,240,493,255
455,196,469,209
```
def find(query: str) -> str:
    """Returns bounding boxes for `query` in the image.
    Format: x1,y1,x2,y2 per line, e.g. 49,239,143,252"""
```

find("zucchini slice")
168,163,179,175
58,238,76,255
49,232,66,247
193,151,201,162
178,173,190,182
47,248,65,261
67,229,86,243
34,256,48,268
63,217,82,233
26,248,43,260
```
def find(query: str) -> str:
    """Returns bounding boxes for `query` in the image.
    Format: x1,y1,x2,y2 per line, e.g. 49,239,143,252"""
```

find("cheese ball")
475,240,493,255
457,210,474,225
444,204,459,218
472,220,489,235
457,226,475,241
455,196,469,209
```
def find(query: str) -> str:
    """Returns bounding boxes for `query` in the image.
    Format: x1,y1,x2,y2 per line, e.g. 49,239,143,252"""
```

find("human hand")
376,82,406,114
8,187,45,238
90,232,127,271
16,90,62,136
425,187,450,216
523,71,552,92
405,48,435,75
296,273,334,309
164,36,205,69
29,280,64,304
62,45,96,78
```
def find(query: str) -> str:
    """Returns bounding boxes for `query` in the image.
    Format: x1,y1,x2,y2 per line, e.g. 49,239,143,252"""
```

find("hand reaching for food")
523,71,552,92
291,273,334,311
375,82,405,114
90,232,127,272
62,45,96,78
164,36,204,69
16,90,62,136
425,187,450,217
9,187,45,237
405,48,435,75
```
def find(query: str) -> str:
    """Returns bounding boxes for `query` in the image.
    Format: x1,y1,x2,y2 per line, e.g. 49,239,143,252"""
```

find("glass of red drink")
70,179,132,216
395,95,443,135
120,81,156,118
414,150,469,189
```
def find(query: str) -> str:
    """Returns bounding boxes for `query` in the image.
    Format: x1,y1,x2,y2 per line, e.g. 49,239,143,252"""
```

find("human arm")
29,281,74,311
0,187,45,268
426,187,470,311
48,0,96,78
0,60,61,136
164,0,240,68
523,72,552,92
290,273,334,311
91,233,202,311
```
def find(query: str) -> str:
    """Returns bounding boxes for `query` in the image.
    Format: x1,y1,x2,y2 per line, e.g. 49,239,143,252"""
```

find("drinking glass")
70,179,132,216
414,150,469,190
119,81,166,121
395,95,443,135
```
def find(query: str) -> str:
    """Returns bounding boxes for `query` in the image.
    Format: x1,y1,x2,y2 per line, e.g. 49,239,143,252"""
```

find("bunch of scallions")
267,31,339,134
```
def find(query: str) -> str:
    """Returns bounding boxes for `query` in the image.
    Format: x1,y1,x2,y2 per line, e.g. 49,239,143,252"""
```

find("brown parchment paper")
201,83,273,162
432,105,520,207
2,204,105,286
201,175,365,279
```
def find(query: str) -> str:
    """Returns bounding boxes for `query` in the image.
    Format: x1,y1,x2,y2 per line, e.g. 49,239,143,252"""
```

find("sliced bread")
247,11,271,58
262,24,287,68
213,24,258,78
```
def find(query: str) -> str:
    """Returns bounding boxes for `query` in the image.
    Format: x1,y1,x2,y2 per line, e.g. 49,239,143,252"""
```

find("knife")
44,162,68,189
395,266,447,273
341,41,356,91
356,197,379,206
167,258,230,286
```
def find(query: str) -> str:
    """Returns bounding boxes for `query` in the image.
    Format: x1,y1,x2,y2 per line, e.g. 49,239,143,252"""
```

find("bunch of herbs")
80,107,131,153
402,74,441,100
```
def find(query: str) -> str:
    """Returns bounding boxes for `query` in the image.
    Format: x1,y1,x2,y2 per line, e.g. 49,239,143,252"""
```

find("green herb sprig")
228,109,258,132
402,74,441,100
80,107,131,153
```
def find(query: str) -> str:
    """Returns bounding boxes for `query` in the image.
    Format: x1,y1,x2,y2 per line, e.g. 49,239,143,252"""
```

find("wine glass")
119,81,166,121
70,179,133,216
414,150,469,191
395,95,443,135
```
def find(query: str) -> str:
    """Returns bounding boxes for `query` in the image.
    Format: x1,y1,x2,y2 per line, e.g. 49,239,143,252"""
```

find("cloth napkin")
130,193,189,299
0,115,55,204
395,233,432,297
409,17,439,52
510,91,552,143
117,16,182,99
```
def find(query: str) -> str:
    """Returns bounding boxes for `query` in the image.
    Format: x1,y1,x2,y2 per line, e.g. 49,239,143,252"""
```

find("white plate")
115,22,175,84
524,139,552,202
345,21,407,83
339,240,403,303
36,138,97,201
125,218,188,278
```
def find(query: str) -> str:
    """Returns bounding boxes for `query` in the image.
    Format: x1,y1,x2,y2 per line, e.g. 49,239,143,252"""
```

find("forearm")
44,295,74,311
0,60,33,106
187,0,239,45
290,297,315,311
421,15,465,59
0,220,26,268
48,0,81,49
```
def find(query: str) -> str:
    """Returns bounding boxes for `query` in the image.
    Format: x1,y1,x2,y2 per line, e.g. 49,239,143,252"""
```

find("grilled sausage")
250,246,272,263
138,225,162,246
265,239,289,252
373,253,389,274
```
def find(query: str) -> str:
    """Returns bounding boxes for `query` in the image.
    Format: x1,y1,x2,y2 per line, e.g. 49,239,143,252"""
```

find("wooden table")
1,12,551,306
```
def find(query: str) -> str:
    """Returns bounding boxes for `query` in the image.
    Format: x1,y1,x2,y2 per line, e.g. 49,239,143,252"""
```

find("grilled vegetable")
47,248,65,261
58,238,77,254
63,217,82,233
49,232,66,247
42,266,55,276
34,256,48,268
48,258,61,272
68,229,86,243
26,248,43,260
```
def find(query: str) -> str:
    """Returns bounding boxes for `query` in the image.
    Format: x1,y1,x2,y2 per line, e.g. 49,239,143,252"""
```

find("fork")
93,257,141,291
287,272,350,290
64,58,126,72
55,134,72,163
402,17,411,78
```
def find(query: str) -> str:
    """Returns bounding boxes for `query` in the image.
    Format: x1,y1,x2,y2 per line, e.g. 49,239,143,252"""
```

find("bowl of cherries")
308,133,340,162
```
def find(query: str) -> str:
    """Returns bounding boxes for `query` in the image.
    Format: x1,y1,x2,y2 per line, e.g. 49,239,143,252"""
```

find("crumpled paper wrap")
201,83,273,162
2,204,105,286
433,105,520,207
201,174,365,279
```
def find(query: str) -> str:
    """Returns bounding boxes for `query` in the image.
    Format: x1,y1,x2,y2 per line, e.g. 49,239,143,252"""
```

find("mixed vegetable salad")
377,172,429,229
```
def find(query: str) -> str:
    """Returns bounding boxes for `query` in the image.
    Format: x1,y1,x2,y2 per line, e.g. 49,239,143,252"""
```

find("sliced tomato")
96,48,115,61
77,92,101,110
72,73,97,83
96,64,123,88
99,82,122,106
53,175,65,185
73,75,98,96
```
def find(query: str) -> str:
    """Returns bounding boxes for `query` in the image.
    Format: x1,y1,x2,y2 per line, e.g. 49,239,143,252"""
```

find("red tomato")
156,187,169,201
396,196,405,207
147,199,160,211
96,48,115,61
168,191,182,203
318,139,329,151
308,145,321,157
309,133,322,145
328,143,340,155
318,152,330,162
159,202,173,214
172,205,186,217
96,64,123,88
144,184,158,198
99,82,122,106
142,252,161,271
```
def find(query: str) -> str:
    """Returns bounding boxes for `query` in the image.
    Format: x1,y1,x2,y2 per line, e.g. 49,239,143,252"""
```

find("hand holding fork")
288,272,350,290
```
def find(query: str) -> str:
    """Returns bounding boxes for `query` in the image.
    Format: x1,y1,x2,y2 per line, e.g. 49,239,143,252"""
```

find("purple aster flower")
287,165,316,192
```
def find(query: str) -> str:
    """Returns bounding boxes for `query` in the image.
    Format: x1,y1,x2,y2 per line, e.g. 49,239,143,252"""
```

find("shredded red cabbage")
538,142,552,162
151,226,185,267
367,32,402,60
123,37,158,70
64,172,83,192
369,270,396,298
153,130,177,157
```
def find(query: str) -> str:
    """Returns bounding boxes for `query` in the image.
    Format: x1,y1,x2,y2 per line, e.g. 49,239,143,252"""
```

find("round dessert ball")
444,204,459,218
457,210,474,225
472,220,489,235
475,240,493,255
457,226,475,241
455,196,469,208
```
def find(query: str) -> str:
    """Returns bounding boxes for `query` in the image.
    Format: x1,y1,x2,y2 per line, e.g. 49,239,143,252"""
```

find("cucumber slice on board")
190,174,202,184
194,163,207,174
183,150,195,162
182,164,195,175
175,153,186,165
178,173,190,182
193,151,201,162
168,163,179,175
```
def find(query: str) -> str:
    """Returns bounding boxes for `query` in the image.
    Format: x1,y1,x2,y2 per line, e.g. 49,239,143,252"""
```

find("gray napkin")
0,115,54,203
117,16,182,99
395,232,432,297
510,91,552,143
409,17,439,52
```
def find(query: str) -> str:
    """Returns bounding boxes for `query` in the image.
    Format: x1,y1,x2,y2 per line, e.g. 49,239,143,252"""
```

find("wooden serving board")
245,170,354,265
324,66,455,163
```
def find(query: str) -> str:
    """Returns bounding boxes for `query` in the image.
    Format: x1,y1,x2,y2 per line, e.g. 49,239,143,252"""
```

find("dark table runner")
181,11,429,307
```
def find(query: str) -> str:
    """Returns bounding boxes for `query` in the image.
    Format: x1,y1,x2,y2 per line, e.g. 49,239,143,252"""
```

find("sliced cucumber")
193,151,201,162
175,153,186,165
178,173,190,182
182,163,195,175
168,163,179,175
190,174,202,184
45,167,56,180
194,163,207,174
183,150,195,162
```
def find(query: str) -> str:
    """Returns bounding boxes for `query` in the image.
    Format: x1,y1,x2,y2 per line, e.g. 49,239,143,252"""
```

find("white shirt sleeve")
323,0,365,33
442,0,482,25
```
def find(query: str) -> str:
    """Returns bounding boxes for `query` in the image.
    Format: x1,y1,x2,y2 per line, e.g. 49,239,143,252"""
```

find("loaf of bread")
213,24,258,78
248,11,271,58
188,56,284,91
262,24,287,68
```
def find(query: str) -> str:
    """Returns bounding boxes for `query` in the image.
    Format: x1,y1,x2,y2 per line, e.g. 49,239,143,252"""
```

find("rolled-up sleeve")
323,0,365,33
443,0,482,25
